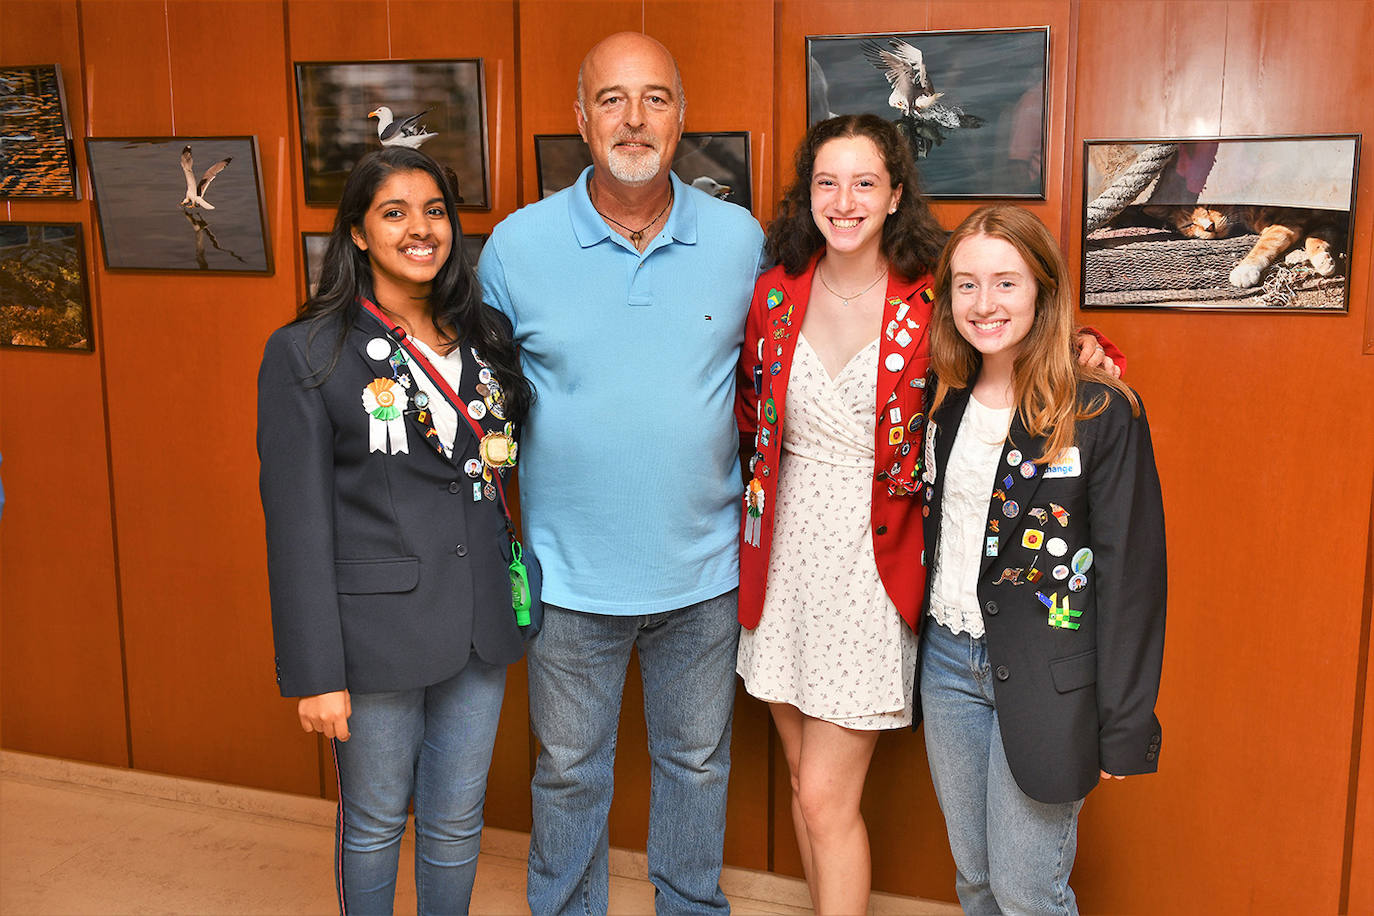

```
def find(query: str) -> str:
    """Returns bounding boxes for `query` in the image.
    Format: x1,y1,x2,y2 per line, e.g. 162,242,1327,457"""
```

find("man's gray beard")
606,147,662,186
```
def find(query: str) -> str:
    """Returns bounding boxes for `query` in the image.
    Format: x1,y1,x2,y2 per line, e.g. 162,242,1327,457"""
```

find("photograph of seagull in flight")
807,28,1049,197
368,106,436,149
863,37,983,159
179,145,231,210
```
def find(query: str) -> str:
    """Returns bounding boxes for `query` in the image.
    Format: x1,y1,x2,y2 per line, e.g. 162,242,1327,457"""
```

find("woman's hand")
298,690,352,741
1100,769,1126,781
1075,333,1120,378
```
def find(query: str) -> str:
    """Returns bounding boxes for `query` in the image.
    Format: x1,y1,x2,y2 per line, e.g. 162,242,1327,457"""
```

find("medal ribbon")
359,299,516,526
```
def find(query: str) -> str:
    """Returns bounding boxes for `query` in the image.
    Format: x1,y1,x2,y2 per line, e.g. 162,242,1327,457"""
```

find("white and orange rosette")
361,377,409,454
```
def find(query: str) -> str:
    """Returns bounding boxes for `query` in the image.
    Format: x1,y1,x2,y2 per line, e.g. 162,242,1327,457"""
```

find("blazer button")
876,525,888,535
995,665,1009,681
454,544,468,557
984,600,999,616
448,481,462,494
1146,751,1157,761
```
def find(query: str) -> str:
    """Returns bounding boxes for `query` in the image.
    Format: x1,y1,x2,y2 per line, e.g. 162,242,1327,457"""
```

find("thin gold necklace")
818,263,888,306
591,185,674,246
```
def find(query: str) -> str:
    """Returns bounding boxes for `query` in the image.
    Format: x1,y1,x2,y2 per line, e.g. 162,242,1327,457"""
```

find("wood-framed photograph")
86,136,272,274
533,131,752,210
1082,135,1360,312
295,59,490,208
1,222,92,351
806,28,1049,198
0,64,80,199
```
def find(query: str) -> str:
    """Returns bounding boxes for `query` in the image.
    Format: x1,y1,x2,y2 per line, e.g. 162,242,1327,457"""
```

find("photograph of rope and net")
1082,135,1359,312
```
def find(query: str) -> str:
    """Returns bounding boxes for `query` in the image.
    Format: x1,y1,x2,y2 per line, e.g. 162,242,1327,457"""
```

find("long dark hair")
765,114,946,281
295,147,533,424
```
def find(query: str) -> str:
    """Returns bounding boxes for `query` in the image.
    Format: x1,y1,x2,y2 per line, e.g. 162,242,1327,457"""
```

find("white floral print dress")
737,334,918,729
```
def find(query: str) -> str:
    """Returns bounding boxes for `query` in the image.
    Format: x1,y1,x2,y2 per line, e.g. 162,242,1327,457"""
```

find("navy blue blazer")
918,381,1167,804
257,310,524,698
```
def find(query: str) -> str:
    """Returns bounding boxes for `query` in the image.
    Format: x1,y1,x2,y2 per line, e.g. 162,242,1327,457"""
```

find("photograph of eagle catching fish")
806,27,1048,198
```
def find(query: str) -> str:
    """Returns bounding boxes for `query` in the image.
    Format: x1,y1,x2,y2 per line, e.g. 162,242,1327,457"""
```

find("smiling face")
575,33,684,188
809,135,901,259
350,169,452,304
948,233,1039,366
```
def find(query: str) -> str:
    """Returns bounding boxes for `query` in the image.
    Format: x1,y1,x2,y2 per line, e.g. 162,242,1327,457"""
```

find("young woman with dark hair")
736,116,1117,913
257,146,533,914
920,204,1165,914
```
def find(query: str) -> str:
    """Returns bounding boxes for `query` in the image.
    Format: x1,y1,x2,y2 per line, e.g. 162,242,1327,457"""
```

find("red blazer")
736,258,936,630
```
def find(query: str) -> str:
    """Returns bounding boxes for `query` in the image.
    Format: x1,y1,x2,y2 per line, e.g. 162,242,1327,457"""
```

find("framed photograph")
0,64,80,199
806,28,1048,198
86,137,272,274
1,222,92,351
533,131,752,209
461,232,487,266
1082,135,1360,312
301,232,329,298
295,59,489,208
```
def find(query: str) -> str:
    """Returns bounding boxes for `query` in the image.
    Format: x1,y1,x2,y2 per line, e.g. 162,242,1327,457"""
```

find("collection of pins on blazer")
983,447,1095,629
745,286,934,534
363,336,513,503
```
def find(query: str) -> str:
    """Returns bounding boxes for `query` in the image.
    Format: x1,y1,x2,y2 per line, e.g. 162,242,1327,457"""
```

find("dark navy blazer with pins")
917,381,1167,805
257,310,524,699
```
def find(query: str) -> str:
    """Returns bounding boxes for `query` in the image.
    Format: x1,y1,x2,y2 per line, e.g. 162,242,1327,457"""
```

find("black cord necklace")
592,185,674,246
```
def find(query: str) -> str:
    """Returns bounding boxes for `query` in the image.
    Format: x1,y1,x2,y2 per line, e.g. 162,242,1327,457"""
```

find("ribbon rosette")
361,377,410,454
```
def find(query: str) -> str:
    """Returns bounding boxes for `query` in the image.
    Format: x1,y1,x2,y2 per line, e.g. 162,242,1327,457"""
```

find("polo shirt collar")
569,166,698,249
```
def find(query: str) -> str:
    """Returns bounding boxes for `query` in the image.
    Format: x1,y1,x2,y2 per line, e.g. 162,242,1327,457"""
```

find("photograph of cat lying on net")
1081,136,1358,312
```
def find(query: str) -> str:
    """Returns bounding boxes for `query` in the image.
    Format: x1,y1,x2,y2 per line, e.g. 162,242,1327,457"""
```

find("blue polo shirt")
478,167,765,615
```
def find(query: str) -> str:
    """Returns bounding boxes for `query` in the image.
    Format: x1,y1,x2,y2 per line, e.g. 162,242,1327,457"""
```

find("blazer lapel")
874,276,934,423
981,413,1052,578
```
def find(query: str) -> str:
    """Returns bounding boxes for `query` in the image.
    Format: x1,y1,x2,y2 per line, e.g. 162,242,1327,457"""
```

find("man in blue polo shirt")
478,30,763,915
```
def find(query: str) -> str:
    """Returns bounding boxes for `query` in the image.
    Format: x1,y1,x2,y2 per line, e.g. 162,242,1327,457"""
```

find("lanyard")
358,298,516,532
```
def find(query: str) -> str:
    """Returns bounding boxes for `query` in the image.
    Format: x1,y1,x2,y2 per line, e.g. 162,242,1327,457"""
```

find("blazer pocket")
1049,648,1097,693
335,557,420,595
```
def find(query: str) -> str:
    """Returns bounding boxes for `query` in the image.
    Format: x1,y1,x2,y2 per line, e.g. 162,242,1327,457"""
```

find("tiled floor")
0,751,959,915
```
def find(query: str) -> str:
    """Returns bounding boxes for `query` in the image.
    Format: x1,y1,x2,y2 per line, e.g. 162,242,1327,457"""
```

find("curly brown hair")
765,114,947,280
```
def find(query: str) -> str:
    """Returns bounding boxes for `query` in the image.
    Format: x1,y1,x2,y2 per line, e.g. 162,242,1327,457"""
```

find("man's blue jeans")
526,591,739,915
331,656,507,916
920,620,1083,915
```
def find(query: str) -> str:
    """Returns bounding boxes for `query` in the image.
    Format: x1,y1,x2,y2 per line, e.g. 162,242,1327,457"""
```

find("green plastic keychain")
509,541,532,626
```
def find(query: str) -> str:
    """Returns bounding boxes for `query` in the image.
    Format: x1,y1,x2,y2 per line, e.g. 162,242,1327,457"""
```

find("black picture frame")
806,28,1049,199
86,136,273,274
533,131,752,210
0,64,80,199
295,59,490,208
1,222,93,351
1082,134,1360,312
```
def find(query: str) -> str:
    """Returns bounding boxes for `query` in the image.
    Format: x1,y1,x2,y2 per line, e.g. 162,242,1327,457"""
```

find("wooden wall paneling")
0,0,129,768
1348,481,1374,913
514,0,643,208
644,0,776,222
1071,2,1374,912
83,0,316,794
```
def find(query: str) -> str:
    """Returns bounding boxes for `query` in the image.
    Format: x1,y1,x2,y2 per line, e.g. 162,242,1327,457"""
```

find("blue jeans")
526,591,739,915
331,657,507,916
920,621,1083,915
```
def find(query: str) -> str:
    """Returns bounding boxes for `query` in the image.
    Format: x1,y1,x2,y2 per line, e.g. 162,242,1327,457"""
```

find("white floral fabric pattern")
737,334,917,729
